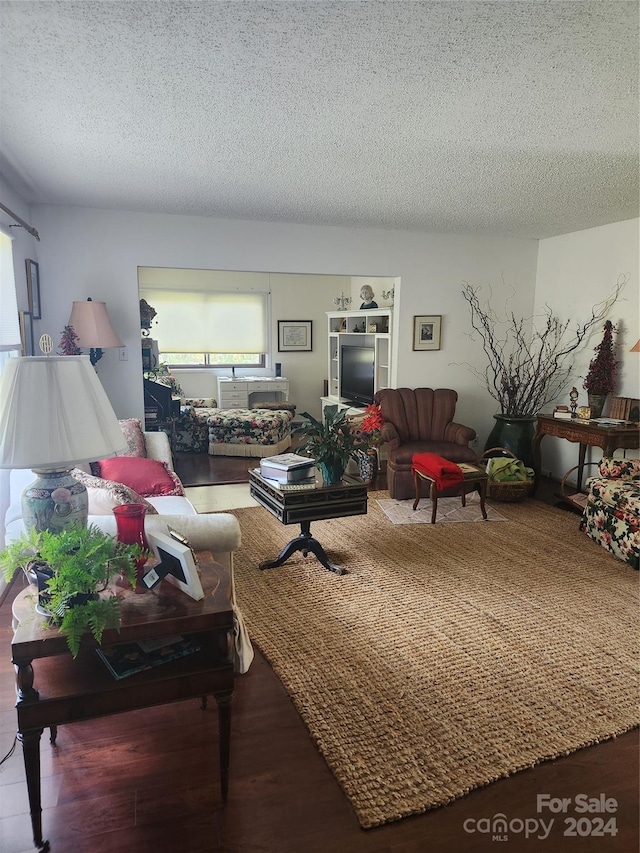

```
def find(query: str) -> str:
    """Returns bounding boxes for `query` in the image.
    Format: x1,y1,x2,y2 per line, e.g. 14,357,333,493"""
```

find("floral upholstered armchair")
580,457,640,569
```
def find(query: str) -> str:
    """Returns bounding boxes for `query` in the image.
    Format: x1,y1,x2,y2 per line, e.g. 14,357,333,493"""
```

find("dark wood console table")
532,415,640,492
11,553,234,852
249,469,367,575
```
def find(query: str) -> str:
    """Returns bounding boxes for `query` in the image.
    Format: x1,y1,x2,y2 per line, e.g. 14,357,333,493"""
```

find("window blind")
142,289,267,354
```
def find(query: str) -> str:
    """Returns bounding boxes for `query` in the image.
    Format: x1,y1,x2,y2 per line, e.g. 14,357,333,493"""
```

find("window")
0,228,21,372
139,269,268,368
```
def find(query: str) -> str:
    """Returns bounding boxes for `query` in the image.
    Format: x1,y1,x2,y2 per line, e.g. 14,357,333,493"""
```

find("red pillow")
93,457,184,497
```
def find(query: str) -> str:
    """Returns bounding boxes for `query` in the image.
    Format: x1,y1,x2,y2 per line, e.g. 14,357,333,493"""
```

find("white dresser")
216,376,289,410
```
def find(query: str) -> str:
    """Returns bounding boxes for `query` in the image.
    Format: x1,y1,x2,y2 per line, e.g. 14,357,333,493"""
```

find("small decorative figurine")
333,292,352,311
569,386,579,414
382,286,394,306
359,284,378,309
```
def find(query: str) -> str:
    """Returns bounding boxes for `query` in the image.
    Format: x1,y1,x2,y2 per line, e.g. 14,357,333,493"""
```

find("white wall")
535,218,639,478
26,203,539,443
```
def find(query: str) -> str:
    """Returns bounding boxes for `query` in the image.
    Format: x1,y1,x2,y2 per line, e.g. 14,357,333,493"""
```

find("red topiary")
583,320,617,395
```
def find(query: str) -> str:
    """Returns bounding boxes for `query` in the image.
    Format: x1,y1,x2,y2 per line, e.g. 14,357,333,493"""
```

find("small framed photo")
25,259,41,319
145,530,204,600
278,320,312,352
19,311,34,356
413,315,442,351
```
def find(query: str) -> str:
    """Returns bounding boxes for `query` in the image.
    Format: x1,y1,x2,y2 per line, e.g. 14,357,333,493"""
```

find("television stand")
320,396,367,417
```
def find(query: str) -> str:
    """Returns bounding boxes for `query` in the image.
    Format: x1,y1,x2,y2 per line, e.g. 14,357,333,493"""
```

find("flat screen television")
340,344,375,407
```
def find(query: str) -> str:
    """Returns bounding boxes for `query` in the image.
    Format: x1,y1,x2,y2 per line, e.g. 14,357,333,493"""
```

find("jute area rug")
231,494,639,829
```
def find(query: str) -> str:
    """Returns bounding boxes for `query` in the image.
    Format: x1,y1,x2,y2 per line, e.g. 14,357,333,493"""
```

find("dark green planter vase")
484,415,537,470
317,458,346,485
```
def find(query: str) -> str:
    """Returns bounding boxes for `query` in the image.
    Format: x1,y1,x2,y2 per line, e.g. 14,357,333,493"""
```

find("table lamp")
0,354,128,532
68,298,123,365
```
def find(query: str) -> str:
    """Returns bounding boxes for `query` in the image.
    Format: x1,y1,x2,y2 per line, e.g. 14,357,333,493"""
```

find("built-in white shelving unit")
322,309,393,413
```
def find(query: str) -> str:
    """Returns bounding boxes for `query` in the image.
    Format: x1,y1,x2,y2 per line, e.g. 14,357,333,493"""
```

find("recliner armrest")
444,422,476,445
380,422,400,449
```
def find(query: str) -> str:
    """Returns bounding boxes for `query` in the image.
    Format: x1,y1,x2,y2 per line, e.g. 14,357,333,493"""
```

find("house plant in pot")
582,320,618,418
351,402,384,483
1,523,140,657
294,405,359,485
461,278,625,468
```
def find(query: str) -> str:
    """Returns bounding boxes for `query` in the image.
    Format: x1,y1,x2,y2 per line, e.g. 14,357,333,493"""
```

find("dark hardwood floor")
1,457,637,852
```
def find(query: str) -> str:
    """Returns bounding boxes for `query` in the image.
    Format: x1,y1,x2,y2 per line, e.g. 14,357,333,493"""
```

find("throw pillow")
93,457,184,497
71,469,158,514
117,418,147,457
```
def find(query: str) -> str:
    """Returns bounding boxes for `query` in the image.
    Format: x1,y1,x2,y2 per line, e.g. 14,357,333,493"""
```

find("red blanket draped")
411,453,464,491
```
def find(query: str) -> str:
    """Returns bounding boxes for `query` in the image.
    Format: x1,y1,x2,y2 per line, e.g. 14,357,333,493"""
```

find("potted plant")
351,402,384,482
1,524,140,657
294,405,359,484
461,277,625,466
583,320,618,418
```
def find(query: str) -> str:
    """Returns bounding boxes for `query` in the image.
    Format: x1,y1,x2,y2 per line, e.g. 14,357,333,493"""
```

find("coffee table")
11,552,234,852
412,462,489,523
249,469,368,575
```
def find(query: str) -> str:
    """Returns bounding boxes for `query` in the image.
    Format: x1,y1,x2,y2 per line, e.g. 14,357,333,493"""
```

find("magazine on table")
260,453,315,482
96,635,201,680
260,452,314,470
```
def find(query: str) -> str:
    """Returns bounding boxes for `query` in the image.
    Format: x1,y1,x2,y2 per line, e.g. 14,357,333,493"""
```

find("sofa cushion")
586,477,640,516
117,418,147,457
71,468,159,514
598,458,640,479
93,457,184,497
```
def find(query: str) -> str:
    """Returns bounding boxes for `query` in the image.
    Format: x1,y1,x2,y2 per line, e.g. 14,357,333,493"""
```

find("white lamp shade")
68,300,123,349
0,355,128,469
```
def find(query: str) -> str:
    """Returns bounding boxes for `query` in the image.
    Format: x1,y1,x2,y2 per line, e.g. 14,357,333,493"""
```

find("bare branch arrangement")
462,275,626,418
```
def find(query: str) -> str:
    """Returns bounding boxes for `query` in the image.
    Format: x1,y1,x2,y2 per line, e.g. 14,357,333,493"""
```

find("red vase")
113,503,150,593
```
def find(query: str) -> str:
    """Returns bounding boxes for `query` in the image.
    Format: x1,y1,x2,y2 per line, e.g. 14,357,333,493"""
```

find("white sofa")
1,430,241,575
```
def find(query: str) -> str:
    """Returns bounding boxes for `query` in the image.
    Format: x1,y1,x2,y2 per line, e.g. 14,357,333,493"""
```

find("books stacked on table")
553,406,573,420
259,452,315,484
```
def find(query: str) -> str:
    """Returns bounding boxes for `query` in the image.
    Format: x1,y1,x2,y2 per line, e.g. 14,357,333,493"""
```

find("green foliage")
293,406,359,468
0,524,140,657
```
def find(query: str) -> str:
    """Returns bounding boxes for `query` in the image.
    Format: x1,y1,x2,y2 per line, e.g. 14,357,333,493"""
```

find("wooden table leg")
18,727,49,851
577,442,587,491
412,470,421,510
477,478,488,520
430,481,438,524
531,430,544,495
14,658,49,850
215,689,233,803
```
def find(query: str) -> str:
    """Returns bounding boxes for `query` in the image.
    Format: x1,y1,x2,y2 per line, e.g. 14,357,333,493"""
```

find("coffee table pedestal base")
259,521,346,575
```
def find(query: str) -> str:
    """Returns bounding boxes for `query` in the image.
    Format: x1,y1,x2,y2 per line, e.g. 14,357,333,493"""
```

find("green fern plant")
1,524,140,657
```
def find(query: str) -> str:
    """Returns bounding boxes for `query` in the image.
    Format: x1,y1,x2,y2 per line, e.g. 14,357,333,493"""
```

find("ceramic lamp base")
22,468,88,533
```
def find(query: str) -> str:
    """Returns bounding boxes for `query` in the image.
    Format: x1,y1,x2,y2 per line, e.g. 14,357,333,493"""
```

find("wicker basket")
480,447,535,502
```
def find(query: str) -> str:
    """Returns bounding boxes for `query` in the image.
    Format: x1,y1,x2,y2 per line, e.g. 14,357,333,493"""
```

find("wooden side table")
11,553,234,852
412,463,489,524
532,415,640,492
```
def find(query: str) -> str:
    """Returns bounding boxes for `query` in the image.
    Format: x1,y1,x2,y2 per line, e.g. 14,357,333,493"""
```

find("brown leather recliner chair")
375,388,477,500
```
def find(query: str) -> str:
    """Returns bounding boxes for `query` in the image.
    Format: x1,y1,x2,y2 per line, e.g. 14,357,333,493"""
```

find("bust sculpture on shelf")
360,284,378,309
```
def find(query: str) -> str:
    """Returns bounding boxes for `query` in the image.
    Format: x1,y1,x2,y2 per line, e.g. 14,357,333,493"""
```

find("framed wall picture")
19,311,34,356
278,320,312,352
25,259,41,319
413,315,442,351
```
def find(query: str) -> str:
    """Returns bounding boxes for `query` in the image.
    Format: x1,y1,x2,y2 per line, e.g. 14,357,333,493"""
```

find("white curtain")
0,228,20,357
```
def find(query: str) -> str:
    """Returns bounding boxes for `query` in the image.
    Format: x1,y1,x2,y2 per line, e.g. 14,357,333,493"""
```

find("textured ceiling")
0,1,638,239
